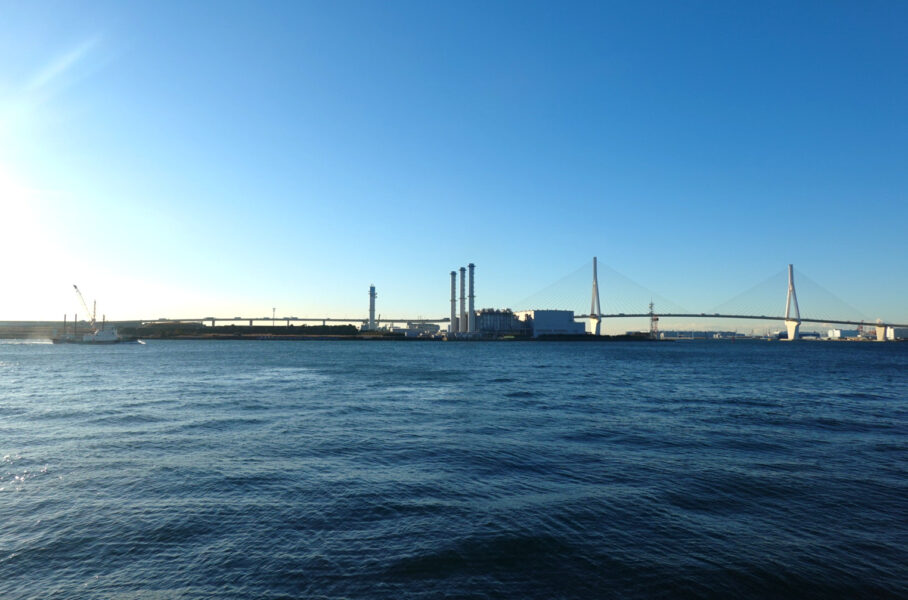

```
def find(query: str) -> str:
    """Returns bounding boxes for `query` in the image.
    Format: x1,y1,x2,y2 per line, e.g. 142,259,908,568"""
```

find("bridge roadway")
148,313,908,328
146,317,451,325
581,313,908,328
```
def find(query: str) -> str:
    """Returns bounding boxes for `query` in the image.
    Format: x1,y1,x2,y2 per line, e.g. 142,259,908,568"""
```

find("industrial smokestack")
450,271,457,333
368,285,376,331
468,263,475,333
459,267,466,333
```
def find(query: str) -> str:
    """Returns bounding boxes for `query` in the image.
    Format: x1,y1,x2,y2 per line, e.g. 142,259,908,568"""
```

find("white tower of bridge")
784,264,801,341
590,257,601,336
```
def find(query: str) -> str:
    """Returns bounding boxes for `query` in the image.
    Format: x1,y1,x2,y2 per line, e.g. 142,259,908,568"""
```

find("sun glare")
0,165,77,319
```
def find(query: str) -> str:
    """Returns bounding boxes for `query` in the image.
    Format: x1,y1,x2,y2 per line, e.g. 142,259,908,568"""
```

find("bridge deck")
136,313,908,329
582,314,908,328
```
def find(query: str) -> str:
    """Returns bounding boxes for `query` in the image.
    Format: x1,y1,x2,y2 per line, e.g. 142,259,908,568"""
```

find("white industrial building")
390,323,441,337
514,310,586,337
827,329,859,339
475,309,527,336
887,327,908,340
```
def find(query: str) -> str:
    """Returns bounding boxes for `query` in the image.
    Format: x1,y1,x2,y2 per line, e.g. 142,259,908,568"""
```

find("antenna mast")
649,301,659,339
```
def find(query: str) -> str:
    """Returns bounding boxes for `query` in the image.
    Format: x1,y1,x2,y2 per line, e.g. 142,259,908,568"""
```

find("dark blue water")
1,340,906,599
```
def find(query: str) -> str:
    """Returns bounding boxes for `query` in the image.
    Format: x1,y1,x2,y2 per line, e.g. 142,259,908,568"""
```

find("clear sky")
1,1,905,327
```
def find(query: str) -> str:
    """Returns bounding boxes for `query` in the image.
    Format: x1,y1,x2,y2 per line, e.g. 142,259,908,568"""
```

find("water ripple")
0,340,905,598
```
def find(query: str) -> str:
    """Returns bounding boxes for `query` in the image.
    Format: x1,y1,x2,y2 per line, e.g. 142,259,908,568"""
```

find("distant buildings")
827,329,860,339
886,327,908,340
658,330,743,340
472,309,588,338
475,309,525,336
390,322,441,337
513,310,586,337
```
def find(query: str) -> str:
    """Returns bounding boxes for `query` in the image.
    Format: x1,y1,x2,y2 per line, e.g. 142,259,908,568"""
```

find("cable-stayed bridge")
129,258,907,340
521,258,907,340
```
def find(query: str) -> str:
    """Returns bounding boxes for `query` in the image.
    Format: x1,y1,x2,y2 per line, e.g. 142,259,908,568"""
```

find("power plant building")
444,264,590,338
475,309,528,336
514,310,586,337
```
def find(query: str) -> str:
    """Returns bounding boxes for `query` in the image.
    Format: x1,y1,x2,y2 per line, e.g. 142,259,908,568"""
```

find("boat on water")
52,326,136,344
52,284,140,345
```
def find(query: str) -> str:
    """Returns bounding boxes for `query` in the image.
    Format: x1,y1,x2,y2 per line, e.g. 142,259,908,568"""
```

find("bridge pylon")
590,257,602,335
784,264,801,341
875,319,886,342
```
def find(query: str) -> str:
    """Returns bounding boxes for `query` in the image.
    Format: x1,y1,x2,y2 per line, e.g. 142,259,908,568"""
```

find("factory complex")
362,262,608,340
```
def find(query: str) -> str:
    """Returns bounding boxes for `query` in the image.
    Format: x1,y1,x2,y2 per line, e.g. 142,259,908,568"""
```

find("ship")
52,285,139,344
52,326,134,344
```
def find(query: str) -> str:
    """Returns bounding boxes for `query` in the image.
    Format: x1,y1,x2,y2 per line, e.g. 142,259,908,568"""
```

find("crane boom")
73,285,97,331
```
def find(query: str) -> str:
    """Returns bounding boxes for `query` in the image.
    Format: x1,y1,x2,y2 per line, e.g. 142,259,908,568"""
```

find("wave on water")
0,340,905,598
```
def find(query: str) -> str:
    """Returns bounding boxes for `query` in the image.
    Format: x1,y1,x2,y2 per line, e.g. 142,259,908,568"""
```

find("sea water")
1,340,905,598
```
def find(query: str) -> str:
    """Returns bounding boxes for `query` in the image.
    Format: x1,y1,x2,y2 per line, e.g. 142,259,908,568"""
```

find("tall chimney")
450,271,457,333
459,267,466,333
368,285,376,331
468,263,475,333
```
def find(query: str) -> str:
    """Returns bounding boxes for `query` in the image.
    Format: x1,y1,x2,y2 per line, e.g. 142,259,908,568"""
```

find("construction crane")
73,285,97,332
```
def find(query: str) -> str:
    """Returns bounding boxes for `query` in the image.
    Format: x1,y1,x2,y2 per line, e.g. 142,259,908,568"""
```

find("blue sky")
1,1,905,328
